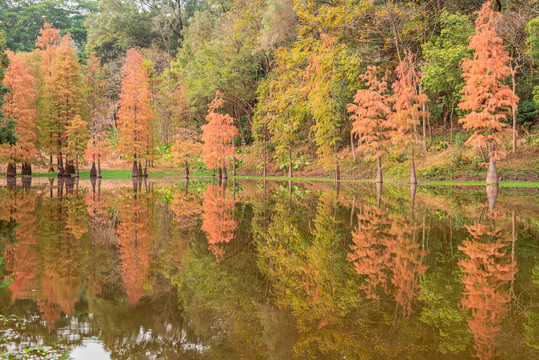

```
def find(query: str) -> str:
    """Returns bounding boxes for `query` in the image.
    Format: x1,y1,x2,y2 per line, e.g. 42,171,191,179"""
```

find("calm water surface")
0,177,538,359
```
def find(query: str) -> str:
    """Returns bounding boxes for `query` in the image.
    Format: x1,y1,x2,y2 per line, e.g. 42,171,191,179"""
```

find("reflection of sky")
70,340,111,360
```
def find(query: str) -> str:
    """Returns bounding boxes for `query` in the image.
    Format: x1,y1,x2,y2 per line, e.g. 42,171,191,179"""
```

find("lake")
0,177,538,359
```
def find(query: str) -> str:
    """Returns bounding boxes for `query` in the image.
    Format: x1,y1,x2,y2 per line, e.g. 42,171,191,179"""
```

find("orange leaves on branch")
85,133,111,163
348,66,392,161
201,91,238,169
1,51,37,163
201,184,238,263
458,1,519,162
118,48,154,162
388,51,428,150
171,127,201,165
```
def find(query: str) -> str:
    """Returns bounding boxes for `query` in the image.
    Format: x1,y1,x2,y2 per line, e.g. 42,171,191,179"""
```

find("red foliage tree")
118,48,154,178
36,23,85,177
458,1,519,185
171,127,201,178
84,53,111,178
388,51,428,185
201,91,238,178
348,66,392,183
1,51,37,176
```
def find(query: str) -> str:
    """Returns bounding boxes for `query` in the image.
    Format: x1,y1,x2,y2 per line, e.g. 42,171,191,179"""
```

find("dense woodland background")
0,0,538,180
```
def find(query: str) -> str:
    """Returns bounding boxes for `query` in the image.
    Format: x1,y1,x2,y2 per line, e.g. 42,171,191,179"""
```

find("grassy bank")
24,170,539,187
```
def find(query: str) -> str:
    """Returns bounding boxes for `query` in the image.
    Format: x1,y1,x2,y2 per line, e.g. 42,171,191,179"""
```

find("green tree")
526,17,539,105
0,0,97,52
421,11,473,141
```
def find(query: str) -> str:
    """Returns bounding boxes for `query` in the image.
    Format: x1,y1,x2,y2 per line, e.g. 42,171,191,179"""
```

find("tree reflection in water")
0,179,537,360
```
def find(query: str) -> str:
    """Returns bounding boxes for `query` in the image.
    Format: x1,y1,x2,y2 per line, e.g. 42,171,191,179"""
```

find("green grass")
25,171,539,187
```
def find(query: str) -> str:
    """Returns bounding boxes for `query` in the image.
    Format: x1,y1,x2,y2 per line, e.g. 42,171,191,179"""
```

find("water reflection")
0,179,538,359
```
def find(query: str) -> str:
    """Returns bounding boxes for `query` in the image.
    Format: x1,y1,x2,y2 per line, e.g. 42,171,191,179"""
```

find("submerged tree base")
486,159,499,186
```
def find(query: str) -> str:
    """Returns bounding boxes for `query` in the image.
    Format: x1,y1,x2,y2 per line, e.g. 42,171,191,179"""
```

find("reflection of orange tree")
348,207,427,316
459,208,517,360
2,191,39,300
201,185,237,263
117,190,152,304
347,205,392,299
35,192,86,326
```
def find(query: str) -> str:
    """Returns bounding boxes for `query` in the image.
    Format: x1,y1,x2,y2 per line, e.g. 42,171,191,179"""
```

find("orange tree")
37,23,85,177
348,66,392,183
1,51,37,176
84,53,110,178
171,127,201,177
388,51,428,185
201,91,238,178
458,1,519,186
117,48,154,178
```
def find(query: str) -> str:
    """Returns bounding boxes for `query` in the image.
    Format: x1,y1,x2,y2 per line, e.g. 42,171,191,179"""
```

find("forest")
0,0,538,184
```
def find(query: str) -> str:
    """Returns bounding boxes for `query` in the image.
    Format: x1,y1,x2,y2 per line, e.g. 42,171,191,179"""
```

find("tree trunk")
144,160,148,178
376,156,383,183
138,162,143,178
49,155,54,172
184,160,189,178
232,141,236,176
132,161,139,178
90,158,97,177
222,165,227,180
335,162,340,181
6,163,16,177
486,157,499,186
410,151,417,185
486,181,498,211
376,182,383,207
350,131,356,162
288,148,292,178
22,162,31,176
22,176,31,189
510,64,517,152
263,132,267,177
410,183,417,210
450,102,454,144
75,155,79,178
218,167,222,180
97,155,102,178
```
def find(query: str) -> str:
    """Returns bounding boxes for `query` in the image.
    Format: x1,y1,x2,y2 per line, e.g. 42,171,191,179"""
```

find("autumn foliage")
201,92,238,172
118,48,154,177
348,66,392,182
388,51,428,184
1,51,37,172
458,2,519,184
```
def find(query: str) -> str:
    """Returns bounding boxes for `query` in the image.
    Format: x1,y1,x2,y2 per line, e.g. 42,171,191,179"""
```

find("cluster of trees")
0,0,538,183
